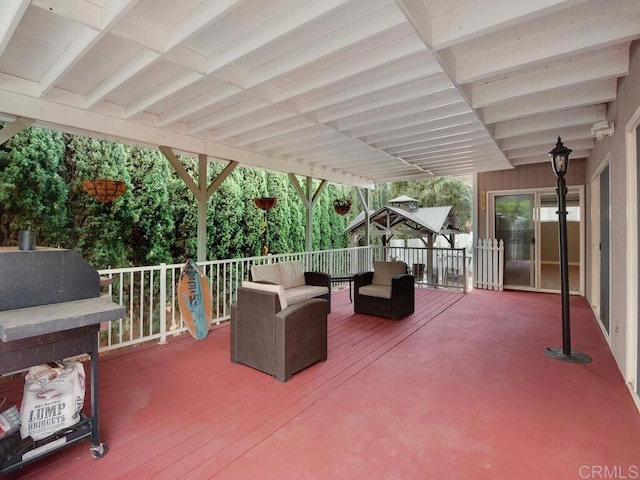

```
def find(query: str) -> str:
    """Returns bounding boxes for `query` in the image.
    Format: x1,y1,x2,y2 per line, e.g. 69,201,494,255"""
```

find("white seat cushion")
242,281,288,309
358,284,392,299
285,285,328,305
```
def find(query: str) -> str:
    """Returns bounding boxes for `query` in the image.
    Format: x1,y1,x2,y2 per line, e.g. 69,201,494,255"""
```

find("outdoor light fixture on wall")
545,136,592,363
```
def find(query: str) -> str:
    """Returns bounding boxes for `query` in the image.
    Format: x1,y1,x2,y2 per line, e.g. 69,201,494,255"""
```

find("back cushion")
242,281,288,309
251,263,283,286
279,261,306,289
372,261,406,286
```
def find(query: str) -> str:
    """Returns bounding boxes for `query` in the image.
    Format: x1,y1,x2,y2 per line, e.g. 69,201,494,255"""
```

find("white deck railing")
97,245,467,352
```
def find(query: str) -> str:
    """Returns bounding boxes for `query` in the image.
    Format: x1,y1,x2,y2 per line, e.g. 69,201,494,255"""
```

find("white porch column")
159,146,237,262
289,174,328,251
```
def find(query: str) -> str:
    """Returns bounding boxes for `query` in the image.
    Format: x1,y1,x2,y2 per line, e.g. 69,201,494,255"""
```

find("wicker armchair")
353,261,414,320
230,283,328,382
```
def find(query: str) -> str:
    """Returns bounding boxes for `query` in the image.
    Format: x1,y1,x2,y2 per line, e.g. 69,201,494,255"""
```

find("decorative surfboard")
177,259,212,340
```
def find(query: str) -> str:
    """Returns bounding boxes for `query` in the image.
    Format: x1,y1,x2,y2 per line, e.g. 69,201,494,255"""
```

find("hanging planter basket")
253,197,278,210
333,199,352,215
83,178,126,203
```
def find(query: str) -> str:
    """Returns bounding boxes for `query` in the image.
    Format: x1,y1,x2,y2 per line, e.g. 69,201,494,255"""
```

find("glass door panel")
539,191,581,293
494,194,535,288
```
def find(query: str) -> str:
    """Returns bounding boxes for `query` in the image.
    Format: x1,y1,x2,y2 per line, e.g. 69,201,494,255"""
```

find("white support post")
159,146,238,262
288,173,328,252
159,263,167,345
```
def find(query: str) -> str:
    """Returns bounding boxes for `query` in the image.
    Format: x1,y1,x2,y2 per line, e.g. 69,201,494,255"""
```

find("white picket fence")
474,239,504,291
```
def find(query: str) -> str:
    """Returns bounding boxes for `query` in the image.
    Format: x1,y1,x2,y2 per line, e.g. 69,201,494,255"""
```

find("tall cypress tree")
65,135,134,268
0,126,69,246
125,146,175,265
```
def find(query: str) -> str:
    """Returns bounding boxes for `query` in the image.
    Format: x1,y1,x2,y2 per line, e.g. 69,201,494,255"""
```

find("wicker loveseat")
230,281,328,382
353,261,414,320
250,260,331,312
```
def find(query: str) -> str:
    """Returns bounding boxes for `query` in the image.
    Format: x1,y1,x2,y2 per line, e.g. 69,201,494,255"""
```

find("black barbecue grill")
0,246,125,474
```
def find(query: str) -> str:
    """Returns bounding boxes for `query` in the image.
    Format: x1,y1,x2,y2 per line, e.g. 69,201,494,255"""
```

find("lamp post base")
545,347,592,363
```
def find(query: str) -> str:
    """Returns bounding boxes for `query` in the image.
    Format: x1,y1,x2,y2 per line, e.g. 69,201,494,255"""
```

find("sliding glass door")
491,188,583,293
494,194,535,288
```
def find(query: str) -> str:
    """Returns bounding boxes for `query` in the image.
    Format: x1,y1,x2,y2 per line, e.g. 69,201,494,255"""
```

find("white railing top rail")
96,245,467,353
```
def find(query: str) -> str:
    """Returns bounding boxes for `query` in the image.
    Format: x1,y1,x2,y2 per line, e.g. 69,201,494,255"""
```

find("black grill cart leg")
89,332,107,458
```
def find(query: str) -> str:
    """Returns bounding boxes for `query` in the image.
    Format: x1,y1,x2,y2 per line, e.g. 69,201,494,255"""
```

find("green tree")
125,146,175,265
64,135,135,268
208,163,244,259
0,126,69,247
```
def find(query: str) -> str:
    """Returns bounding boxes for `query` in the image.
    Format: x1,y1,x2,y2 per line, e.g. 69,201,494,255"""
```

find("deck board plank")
2,287,639,479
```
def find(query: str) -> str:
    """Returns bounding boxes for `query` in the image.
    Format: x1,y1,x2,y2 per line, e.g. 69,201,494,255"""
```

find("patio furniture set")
230,260,414,382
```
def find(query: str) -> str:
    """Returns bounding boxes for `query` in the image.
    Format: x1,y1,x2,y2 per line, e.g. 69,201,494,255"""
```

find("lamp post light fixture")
545,136,592,363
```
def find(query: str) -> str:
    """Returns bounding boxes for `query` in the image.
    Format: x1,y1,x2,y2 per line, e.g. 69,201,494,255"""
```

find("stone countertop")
0,294,125,342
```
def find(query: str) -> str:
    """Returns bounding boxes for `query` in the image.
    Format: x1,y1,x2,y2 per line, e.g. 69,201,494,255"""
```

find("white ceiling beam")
310,150,384,167
232,117,317,147
395,0,510,172
402,144,498,163
430,0,590,50
499,125,593,151
206,0,354,75
163,0,246,52
296,55,441,113
38,0,142,97
249,125,335,152
272,136,351,158
207,108,298,141
85,49,160,108
157,84,242,128
506,138,594,159
409,154,495,170
274,35,427,103
124,71,203,119
377,123,484,152
493,105,606,139
471,47,630,108
30,0,101,29
364,111,477,145
317,73,452,124
105,1,246,117
354,162,420,175
246,4,407,88
371,115,478,149
0,0,29,59
456,6,640,84
187,99,270,134
510,150,590,166
394,137,495,158
347,101,470,138
483,79,617,124
335,88,462,131
0,116,35,145
110,16,163,51
298,145,372,165
384,129,488,155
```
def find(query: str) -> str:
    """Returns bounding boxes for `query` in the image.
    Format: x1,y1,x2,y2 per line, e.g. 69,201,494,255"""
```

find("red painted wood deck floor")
2,288,640,479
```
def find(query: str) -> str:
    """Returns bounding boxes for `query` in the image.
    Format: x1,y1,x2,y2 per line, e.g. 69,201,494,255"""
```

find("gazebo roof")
344,204,461,237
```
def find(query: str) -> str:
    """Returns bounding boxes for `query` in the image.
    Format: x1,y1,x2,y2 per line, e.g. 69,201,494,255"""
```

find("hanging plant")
83,178,126,202
253,197,278,211
333,198,351,215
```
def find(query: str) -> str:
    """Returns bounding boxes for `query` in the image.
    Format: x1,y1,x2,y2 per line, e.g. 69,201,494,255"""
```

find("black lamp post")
545,136,592,363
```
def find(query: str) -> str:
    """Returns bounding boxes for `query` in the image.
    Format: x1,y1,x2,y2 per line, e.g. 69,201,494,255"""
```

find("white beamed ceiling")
0,0,638,187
